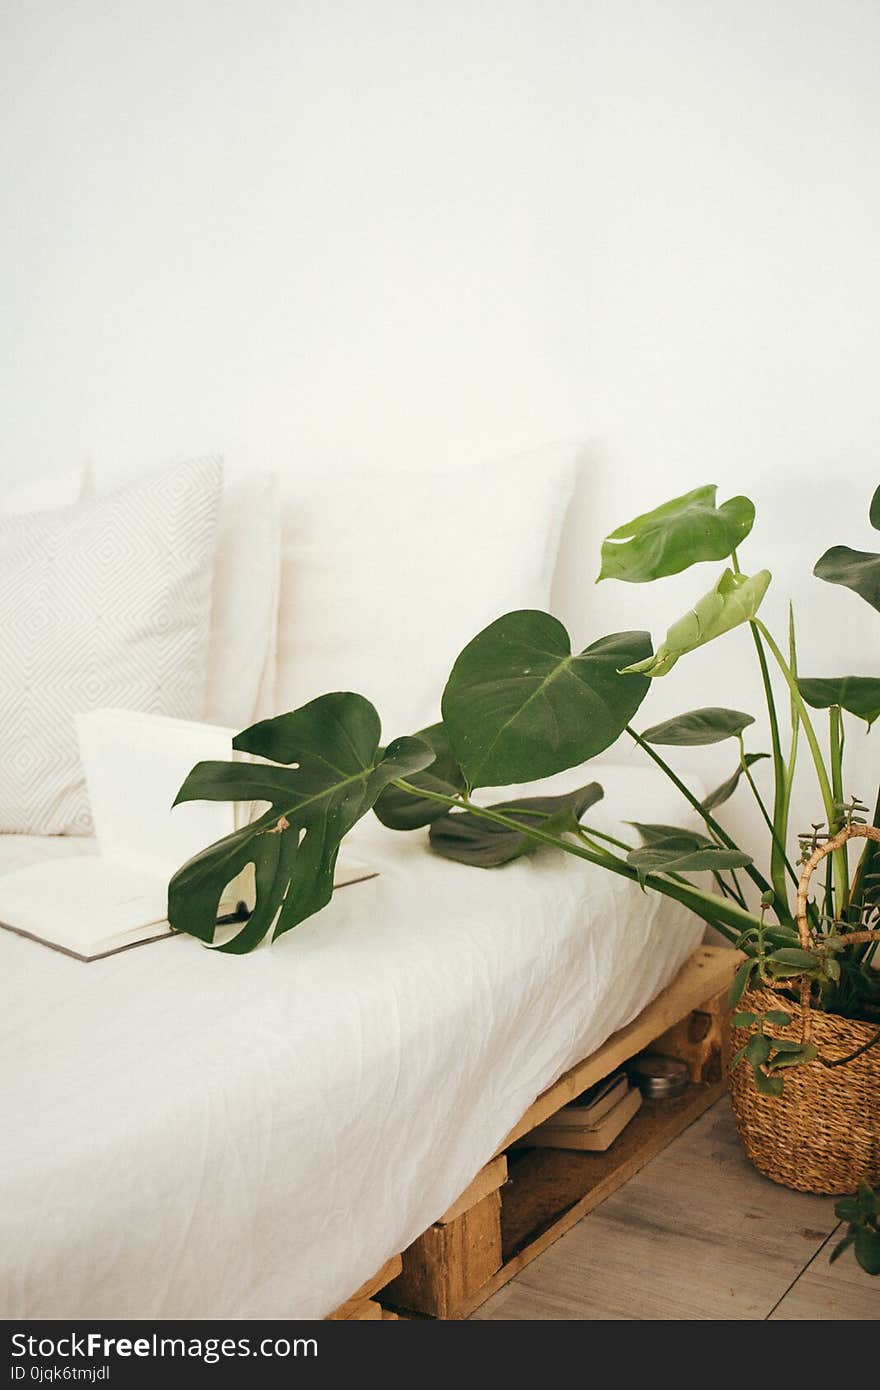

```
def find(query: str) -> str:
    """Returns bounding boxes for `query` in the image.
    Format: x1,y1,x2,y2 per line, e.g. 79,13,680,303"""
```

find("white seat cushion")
0,765,703,1319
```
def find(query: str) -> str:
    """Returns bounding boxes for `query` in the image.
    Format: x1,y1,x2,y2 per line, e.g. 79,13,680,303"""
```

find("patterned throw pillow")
0,457,223,834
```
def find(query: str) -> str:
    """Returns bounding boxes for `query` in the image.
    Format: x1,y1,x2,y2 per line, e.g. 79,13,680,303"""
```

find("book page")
0,858,170,957
76,709,240,874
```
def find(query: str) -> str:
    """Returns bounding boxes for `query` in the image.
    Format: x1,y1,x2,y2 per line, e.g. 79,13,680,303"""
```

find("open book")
0,710,377,961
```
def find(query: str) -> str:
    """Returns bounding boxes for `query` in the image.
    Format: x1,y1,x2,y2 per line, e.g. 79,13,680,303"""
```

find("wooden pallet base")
326,1254,403,1320
457,1076,724,1317
384,1189,503,1318
383,946,738,1320
329,946,739,1322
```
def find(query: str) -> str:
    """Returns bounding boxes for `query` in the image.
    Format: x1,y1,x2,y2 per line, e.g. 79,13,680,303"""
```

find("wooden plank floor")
472,1098,879,1320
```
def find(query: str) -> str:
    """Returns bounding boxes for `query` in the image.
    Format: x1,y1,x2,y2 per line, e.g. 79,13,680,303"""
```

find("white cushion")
275,444,577,737
1,463,90,517
0,457,222,834
90,463,281,731
202,469,281,729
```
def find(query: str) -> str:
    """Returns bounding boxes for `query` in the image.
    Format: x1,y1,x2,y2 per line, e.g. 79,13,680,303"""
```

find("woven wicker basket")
728,823,880,1195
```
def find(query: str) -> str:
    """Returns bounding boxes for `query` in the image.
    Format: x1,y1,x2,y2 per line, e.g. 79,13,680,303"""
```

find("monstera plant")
169,479,880,1266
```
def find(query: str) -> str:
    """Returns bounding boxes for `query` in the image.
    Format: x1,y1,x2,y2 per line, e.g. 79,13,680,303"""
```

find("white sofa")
0,770,701,1319
0,448,703,1318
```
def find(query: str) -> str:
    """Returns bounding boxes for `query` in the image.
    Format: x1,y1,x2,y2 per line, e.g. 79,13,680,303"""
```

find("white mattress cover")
0,766,705,1319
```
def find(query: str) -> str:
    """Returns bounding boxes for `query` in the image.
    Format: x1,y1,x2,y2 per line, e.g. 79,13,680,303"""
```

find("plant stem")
714,870,748,909
391,779,759,942
782,602,801,880
739,742,778,843
829,705,845,917
626,725,774,899
725,866,749,908
848,785,880,922
752,618,849,913
576,826,627,860
577,824,634,854
503,808,633,856
738,735,799,892
829,706,844,822
748,622,794,916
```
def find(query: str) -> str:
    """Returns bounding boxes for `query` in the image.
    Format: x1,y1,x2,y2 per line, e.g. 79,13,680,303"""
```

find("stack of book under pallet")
511,1070,640,1151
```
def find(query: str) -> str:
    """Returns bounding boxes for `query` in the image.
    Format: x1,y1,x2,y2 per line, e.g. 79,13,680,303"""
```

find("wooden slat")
385,1190,503,1318
326,1254,403,1319
650,986,727,1084
345,1299,383,1320
497,946,738,1154
438,1155,508,1225
457,1078,725,1318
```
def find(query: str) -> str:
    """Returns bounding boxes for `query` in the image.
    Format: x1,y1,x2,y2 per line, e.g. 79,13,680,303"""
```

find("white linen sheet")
0,766,706,1320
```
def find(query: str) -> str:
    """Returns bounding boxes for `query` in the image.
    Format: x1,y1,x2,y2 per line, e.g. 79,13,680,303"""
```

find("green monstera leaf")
428,783,604,868
598,485,755,584
441,611,652,790
374,722,466,829
168,693,433,953
640,707,755,746
814,482,880,614
798,676,880,729
619,569,771,678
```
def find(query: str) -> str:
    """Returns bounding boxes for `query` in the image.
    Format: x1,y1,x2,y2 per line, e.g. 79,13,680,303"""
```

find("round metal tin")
629,1053,690,1099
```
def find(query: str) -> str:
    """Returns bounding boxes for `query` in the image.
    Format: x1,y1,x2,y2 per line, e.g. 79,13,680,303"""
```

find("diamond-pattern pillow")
0,457,222,834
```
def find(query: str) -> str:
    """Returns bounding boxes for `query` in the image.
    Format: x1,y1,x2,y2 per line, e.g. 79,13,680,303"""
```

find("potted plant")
168,480,880,1250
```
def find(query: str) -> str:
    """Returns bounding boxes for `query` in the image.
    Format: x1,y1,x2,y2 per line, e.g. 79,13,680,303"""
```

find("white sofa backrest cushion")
274,443,579,738
90,462,281,732
200,468,281,729
0,457,222,834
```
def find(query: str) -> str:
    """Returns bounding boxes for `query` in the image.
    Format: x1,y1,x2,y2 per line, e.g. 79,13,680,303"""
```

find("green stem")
576,826,627,860
507,808,633,857
737,735,799,893
781,601,801,883
829,706,845,917
727,872,749,909
848,784,880,922
714,870,748,910
392,779,759,942
753,618,848,913
749,623,793,915
576,824,633,854
626,726,774,899
829,706,844,822
485,807,634,856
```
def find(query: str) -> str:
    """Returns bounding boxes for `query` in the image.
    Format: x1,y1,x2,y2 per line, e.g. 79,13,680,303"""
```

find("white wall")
3,1,879,863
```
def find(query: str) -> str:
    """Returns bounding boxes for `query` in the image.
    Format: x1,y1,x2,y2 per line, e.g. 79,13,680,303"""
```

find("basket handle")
796,823,880,949
794,823,880,1049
